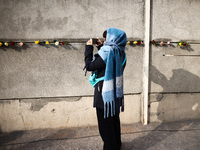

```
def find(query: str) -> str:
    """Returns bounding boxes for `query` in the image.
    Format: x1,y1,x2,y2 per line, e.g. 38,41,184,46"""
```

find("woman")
84,27,127,150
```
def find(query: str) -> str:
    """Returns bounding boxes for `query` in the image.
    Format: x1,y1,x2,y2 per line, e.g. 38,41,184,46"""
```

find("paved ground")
0,120,200,150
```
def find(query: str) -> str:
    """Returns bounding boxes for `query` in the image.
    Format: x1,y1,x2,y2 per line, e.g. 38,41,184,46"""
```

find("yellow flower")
133,41,138,44
35,40,39,44
179,42,182,46
46,41,49,45
0,42,2,46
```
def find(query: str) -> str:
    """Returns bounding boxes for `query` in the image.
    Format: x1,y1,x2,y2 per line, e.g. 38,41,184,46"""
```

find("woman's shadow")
122,65,200,150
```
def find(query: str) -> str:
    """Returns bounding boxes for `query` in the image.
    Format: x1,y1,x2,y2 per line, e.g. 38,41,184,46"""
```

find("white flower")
4,42,8,46
55,41,59,46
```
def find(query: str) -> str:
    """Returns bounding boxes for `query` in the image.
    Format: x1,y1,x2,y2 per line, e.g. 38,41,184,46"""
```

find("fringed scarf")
98,27,127,118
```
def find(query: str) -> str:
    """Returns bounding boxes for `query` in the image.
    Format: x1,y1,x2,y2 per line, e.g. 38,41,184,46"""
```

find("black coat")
84,45,126,109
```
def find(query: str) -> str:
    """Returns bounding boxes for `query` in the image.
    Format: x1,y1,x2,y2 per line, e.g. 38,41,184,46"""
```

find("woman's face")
104,38,106,43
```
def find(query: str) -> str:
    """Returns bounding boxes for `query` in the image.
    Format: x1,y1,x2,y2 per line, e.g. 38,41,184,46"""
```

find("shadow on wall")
0,131,25,147
152,41,194,52
0,44,30,52
121,65,200,149
0,43,78,52
149,65,200,120
51,44,79,50
150,65,200,94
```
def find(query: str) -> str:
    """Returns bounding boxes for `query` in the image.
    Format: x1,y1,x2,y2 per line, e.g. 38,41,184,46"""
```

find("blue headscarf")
98,27,127,118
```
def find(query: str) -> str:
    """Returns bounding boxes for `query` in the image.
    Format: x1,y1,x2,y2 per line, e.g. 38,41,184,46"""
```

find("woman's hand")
86,39,93,45
86,38,102,46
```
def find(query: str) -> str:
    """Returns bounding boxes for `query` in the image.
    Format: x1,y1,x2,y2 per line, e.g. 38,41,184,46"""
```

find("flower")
10,41,14,46
160,42,164,46
167,41,171,45
0,42,3,46
35,40,40,44
152,40,155,44
62,41,68,45
46,41,49,45
127,41,131,45
133,41,138,44
137,40,141,45
178,41,189,46
19,42,24,46
4,42,8,46
55,41,59,46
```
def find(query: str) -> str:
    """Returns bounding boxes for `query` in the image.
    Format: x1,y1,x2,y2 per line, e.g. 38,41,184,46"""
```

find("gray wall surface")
0,0,144,99
150,45,200,93
0,44,143,99
150,0,200,93
149,0,200,123
0,0,144,40
152,0,200,41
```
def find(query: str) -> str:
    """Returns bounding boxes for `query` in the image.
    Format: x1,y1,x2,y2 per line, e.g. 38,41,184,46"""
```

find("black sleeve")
96,44,103,50
85,45,94,65
84,45,106,72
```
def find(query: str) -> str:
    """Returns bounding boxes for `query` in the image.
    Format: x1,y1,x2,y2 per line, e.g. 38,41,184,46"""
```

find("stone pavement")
0,120,200,150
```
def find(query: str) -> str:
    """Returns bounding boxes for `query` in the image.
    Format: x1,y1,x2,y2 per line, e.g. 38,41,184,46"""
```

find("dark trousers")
96,108,122,150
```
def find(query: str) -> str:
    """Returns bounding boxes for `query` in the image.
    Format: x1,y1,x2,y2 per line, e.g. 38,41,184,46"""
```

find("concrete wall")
0,0,144,39
0,0,200,132
0,44,142,132
0,0,144,132
0,95,141,132
149,0,200,122
0,0,144,98
0,44,143,99
151,0,200,41
150,93,200,122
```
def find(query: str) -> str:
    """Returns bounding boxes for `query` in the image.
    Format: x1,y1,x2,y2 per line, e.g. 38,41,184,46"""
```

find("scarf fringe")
104,101,115,118
104,97,124,118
